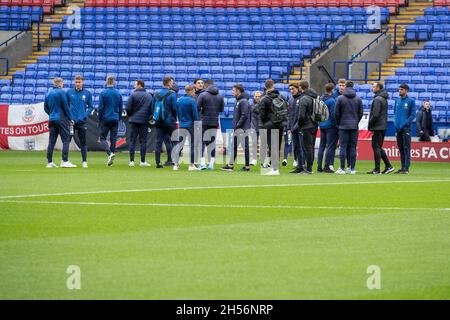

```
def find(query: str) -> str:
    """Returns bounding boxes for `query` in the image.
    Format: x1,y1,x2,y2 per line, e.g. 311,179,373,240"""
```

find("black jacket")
232,93,251,130
250,103,260,132
298,89,318,131
335,87,363,130
126,88,153,124
288,92,302,131
368,90,389,131
258,90,284,129
197,85,224,127
416,107,434,136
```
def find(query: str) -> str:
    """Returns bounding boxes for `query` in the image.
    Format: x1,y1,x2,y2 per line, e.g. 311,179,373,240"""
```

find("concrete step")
0,75,13,80
9,67,25,72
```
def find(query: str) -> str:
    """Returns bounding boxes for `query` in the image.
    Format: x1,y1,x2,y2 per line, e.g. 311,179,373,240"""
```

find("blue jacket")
176,94,199,128
287,92,302,131
66,88,93,123
335,88,363,130
44,86,71,122
126,88,153,124
197,85,225,127
98,87,123,122
332,89,342,99
152,88,178,125
319,94,336,129
394,95,416,131
232,93,251,130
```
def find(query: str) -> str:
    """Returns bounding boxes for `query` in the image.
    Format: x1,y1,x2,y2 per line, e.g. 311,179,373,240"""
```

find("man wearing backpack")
258,79,287,175
197,79,224,170
126,80,153,168
152,76,178,168
295,80,319,174
98,75,123,167
334,81,363,174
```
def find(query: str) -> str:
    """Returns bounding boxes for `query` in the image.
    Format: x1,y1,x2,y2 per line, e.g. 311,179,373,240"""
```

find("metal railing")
0,30,25,48
333,60,382,83
0,57,9,76
352,27,390,60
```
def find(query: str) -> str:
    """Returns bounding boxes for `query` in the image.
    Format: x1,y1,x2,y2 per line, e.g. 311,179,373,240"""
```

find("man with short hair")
334,81,363,174
333,78,346,99
367,82,394,175
197,79,224,170
258,79,286,175
174,85,200,171
98,75,123,166
44,77,76,168
317,83,337,173
152,76,178,168
67,75,93,168
250,90,262,166
126,80,153,167
287,83,302,171
416,100,434,142
193,78,204,100
394,83,415,174
295,80,319,174
221,84,251,172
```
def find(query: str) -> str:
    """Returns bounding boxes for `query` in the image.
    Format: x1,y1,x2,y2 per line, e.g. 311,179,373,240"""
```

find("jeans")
47,120,70,163
129,122,149,162
155,123,175,164
324,127,338,169
396,127,412,171
339,129,358,170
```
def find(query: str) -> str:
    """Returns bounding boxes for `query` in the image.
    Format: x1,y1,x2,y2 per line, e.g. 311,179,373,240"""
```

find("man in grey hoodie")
334,81,363,174
197,79,224,170
367,82,394,175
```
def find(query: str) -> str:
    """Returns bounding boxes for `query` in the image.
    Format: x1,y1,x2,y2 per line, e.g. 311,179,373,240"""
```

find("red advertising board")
357,140,450,163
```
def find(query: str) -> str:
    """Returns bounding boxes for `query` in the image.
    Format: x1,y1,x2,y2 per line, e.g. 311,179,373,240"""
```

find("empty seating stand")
0,0,60,14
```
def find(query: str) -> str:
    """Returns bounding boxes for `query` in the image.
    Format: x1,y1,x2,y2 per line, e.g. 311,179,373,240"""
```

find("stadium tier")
0,0,61,14
0,6,43,30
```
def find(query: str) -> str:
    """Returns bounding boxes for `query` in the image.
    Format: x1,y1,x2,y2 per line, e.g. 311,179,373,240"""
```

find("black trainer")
239,167,250,172
220,164,234,172
156,164,164,169
367,170,381,174
324,167,335,173
290,168,304,174
163,161,174,167
381,167,395,175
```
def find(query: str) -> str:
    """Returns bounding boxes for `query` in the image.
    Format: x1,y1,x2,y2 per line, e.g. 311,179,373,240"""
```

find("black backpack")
268,95,288,125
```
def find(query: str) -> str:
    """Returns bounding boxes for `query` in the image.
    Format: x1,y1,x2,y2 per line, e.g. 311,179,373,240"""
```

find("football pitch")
0,151,449,300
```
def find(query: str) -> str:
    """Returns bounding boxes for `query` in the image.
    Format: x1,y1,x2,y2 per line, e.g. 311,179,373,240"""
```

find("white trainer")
329,165,335,171
173,164,180,171
350,170,357,175
250,159,257,166
60,161,77,168
129,161,135,167
293,160,298,167
107,153,115,166
265,169,280,176
82,162,88,168
345,168,352,174
140,162,151,167
335,168,346,174
188,165,200,171
46,162,58,168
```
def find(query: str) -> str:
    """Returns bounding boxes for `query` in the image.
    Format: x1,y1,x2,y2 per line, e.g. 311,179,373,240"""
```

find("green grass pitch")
0,151,449,299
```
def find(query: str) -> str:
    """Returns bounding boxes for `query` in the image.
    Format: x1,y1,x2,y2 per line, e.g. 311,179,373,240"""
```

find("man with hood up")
367,82,394,175
334,81,363,174
197,79,224,170
295,80,318,174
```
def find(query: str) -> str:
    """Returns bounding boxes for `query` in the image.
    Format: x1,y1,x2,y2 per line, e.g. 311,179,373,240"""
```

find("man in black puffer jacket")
367,82,394,175
197,79,224,170
126,79,153,167
335,81,363,174
295,80,318,174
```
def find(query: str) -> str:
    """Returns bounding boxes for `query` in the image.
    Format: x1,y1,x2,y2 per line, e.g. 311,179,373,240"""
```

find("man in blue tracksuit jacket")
66,75,93,168
175,85,200,169
221,84,251,172
317,83,337,173
152,76,178,168
394,83,416,174
44,77,75,168
98,75,123,166
126,80,153,167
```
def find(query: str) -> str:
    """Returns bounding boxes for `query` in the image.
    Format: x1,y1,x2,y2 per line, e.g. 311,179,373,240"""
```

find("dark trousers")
129,122,149,163
301,128,317,172
339,129,358,170
155,123,175,165
317,128,328,170
231,135,250,167
176,126,196,164
100,120,119,156
291,129,304,166
325,127,338,169
371,130,391,171
202,124,217,159
73,121,87,162
47,120,70,163
396,127,412,171
283,132,292,160
419,130,431,142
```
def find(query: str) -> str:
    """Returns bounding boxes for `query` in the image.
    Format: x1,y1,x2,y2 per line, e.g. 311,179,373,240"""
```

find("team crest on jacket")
22,106,35,123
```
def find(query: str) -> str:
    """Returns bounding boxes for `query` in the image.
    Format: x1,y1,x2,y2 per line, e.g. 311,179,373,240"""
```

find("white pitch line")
0,179,449,200
0,200,448,212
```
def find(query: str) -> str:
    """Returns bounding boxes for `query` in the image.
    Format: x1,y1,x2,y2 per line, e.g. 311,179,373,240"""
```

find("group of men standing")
44,75,419,175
